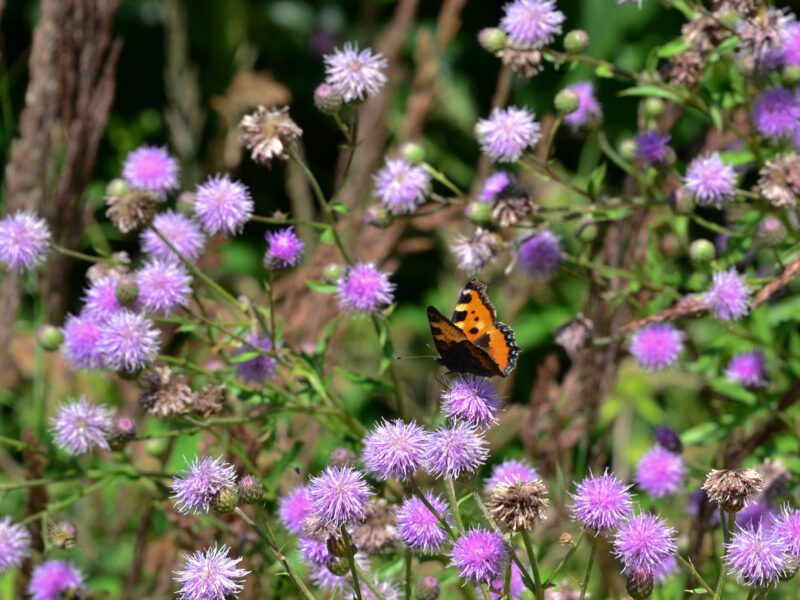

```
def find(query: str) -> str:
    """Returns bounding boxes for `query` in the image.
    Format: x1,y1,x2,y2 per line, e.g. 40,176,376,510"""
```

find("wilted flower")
706,269,750,321
194,174,253,236
361,419,427,481
613,513,677,572
50,396,114,455
0,517,31,574
570,470,633,531
518,230,562,279
488,479,549,532
264,227,305,269
451,229,500,274
239,106,302,165
324,43,388,102
137,260,192,315
172,455,237,514
629,324,684,371
441,375,502,428
353,498,398,554
174,545,249,600
336,263,395,314
499,47,544,78
757,153,800,208
141,211,206,263
485,459,540,493
476,106,541,163
665,51,704,88
105,188,156,233
636,131,671,166
635,446,685,499
309,466,372,527
97,310,161,372
492,183,535,227
424,423,489,479
61,313,104,370
449,529,510,584
684,153,736,207
752,87,800,139
397,493,450,553
726,351,768,388
372,158,431,215
28,560,85,600
703,468,764,513
122,145,179,198
737,6,794,65
725,526,787,588
563,82,602,130
554,314,594,357
278,486,313,535
500,0,565,50
232,335,277,384
139,365,195,418
0,210,51,271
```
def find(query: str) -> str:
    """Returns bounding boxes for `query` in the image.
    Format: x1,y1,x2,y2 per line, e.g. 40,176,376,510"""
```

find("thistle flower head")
141,211,206,264
563,82,602,130
309,466,372,527
703,468,764,513
372,158,431,215
484,459,540,494
500,0,565,50
0,210,51,271
725,526,787,588
298,537,335,567
28,560,85,600
613,513,678,573
82,275,126,320
361,418,428,481
136,260,192,315
353,498,398,554
97,310,161,373
264,227,305,269
449,529,511,584
122,145,179,198
774,507,800,560
336,263,395,314
174,544,249,600
424,423,489,479
278,486,313,534
726,352,768,388
171,455,237,514
451,229,500,274
736,500,778,531
441,375,502,428
61,313,104,370
684,153,736,207
570,470,633,531
757,153,800,208
706,269,750,321
488,479,549,532
0,517,31,574
194,174,253,236
475,106,541,163
629,323,684,371
232,335,277,384
324,43,388,102
753,87,800,139
50,396,114,455
397,493,450,553
518,230,562,279
239,106,303,165
635,446,685,499
636,131,671,166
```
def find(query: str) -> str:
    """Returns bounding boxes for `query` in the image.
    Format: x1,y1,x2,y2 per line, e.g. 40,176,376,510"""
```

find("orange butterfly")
427,279,520,377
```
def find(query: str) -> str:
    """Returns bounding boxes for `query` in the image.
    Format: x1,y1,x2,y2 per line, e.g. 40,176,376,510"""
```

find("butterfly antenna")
394,354,438,361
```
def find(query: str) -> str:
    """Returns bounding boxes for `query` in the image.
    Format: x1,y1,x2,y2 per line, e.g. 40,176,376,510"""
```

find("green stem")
579,535,597,600
675,554,716,597
404,548,412,600
422,162,465,199
714,510,734,598
342,526,364,600
356,564,387,600
543,531,584,587
250,214,327,229
444,477,465,532
520,530,544,600
53,244,106,263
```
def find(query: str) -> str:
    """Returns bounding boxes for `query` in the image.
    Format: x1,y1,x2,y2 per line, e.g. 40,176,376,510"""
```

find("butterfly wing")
449,279,521,377
427,306,503,378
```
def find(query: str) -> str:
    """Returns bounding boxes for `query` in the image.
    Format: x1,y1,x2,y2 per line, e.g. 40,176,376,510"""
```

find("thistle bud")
554,88,580,115
626,566,654,600
577,220,599,242
363,205,393,229
106,178,129,197
619,138,637,162
323,263,345,284
689,239,715,264
48,521,78,550
477,28,507,54
115,276,139,308
37,324,64,351
563,29,589,54
326,533,349,558
644,97,665,119
314,83,343,115
465,201,494,226
783,66,800,86
212,487,239,513
400,142,425,165
237,475,265,504
717,10,740,30
488,480,549,532
108,416,137,450
757,217,787,248
330,447,357,468
327,557,351,577
702,468,763,513
416,576,441,600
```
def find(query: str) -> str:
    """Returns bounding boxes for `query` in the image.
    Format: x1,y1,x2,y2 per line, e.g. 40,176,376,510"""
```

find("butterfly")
427,279,520,377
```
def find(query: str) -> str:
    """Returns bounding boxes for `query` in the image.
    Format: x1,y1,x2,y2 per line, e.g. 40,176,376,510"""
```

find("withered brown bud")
488,480,549,532
702,468,764,513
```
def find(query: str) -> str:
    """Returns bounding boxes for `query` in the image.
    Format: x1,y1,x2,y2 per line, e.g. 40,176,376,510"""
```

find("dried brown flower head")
492,183,535,227
499,48,544,79
702,468,764,512
353,498,398,554
682,16,731,55
139,366,195,418
192,385,226,418
488,480,549,532
86,251,130,284
239,105,302,166
665,51,705,88
105,188,156,233
736,6,794,64
450,228,500,274
558,532,573,546
758,153,800,208
302,514,341,544
554,314,594,357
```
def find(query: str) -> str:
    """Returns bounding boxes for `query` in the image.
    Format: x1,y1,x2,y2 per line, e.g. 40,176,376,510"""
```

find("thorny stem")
579,534,597,600
520,530,544,600
342,526,364,600
444,477,466,532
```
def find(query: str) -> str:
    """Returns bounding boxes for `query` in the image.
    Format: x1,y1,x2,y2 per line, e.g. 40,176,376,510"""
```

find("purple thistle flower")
613,513,677,573
774,507,800,560
484,459,540,494
424,423,489,479
684,153,736,207
83,276,126,320
725,526,787,588
232,335,277,384
137,260,192,315
726,352,768,388
28,560,85,600
174,544,249,600
487,561,524,600
278,486,313,535
706,269,750,321
324,43,388,103
336,263,395,314
736,500,778,531
449,528,510,584
629,324,684,371
309,564,349,593
570,470,633,531
171,455,237,514
264,227,304,269
0,517,31,574
309,466,372,526
517,230,562,279
194,174,253,236
563,83,602,131
50,396,114,455
372,158,431,215
397,493,450,553
636,131,671,166
441,375,502,428
141,211,205,264
362,418,428,481
0,210,51,271
298,537,334,567
475,106,541,163
783,23,800,66
500,0,565,50
61,313,104,370
752,87,800,139
480,172,513,202
122,145,179,198
652,554,678,582
96,310,161,372
635,446,685,499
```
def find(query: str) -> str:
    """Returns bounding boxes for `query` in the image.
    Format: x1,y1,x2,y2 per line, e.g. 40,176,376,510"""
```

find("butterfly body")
427,279,520,377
